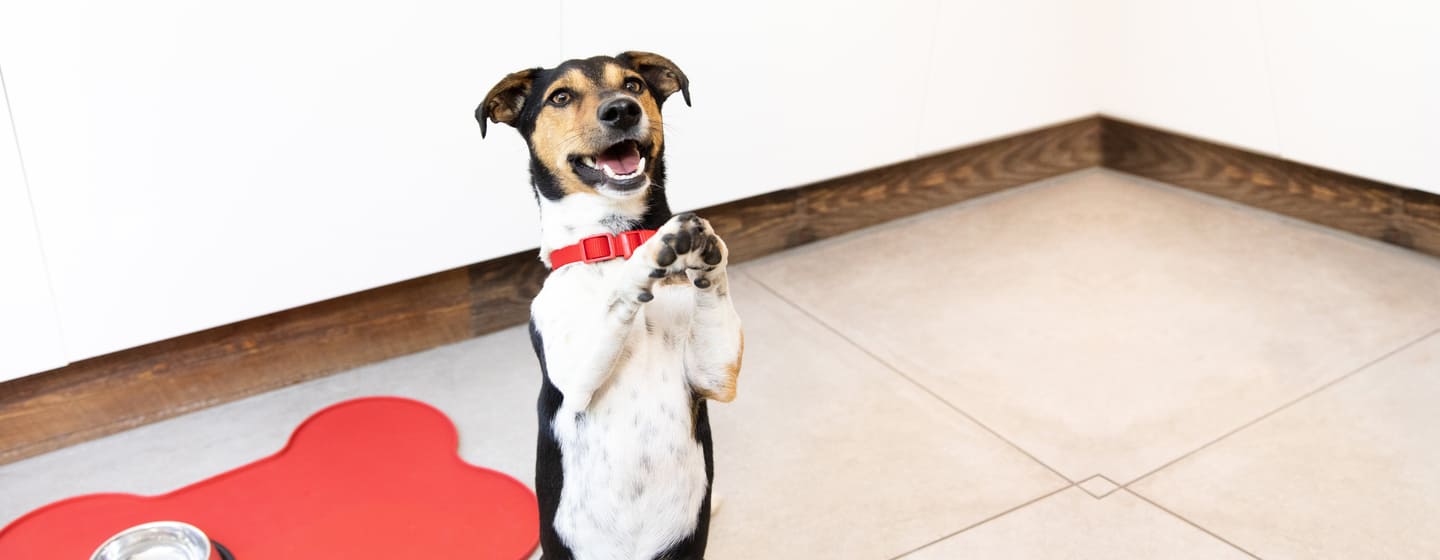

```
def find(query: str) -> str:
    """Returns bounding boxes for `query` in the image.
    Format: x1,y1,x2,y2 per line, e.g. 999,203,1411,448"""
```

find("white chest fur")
532,266,711,559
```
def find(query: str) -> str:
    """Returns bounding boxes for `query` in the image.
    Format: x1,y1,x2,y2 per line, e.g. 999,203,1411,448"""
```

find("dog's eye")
549,90,572,106
623,78,644,94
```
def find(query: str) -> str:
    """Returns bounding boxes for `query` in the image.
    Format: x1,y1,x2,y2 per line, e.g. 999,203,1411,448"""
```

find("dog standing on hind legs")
478,51,744,560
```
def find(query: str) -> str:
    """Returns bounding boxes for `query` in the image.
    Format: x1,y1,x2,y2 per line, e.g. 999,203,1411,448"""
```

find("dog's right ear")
477,68,539,138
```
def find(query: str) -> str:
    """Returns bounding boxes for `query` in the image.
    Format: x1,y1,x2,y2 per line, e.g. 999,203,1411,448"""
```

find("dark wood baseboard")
0,117,1101,466
1101,117,1440,258
5,115,1436,466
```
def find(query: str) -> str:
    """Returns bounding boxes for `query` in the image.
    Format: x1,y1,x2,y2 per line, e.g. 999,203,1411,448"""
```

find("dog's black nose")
598,98,642,130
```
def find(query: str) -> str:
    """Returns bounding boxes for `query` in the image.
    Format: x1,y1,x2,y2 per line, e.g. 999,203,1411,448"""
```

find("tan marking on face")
602,63,625,88
531,68,599,195
619,65,667,163
528,62,668,195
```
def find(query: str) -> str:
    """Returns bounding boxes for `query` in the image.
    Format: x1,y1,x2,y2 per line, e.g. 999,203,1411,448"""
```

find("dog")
477,52,744,560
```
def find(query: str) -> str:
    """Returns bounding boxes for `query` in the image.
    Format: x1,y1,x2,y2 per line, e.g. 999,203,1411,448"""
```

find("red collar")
548,229,657,270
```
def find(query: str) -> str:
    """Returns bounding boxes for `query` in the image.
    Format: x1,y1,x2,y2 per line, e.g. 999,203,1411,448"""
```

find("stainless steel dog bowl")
91,521,212,560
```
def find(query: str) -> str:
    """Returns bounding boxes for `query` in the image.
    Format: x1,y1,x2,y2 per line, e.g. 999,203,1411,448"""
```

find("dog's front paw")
648,211,725,282
629,213,729,300
684,219,728,291
647,212,705,273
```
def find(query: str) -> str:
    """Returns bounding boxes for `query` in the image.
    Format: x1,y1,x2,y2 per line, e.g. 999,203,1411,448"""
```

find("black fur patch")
653,398,714,560
530,320,575,560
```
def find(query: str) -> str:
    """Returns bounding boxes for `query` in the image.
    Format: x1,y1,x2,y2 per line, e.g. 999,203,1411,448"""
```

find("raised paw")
639,213,728,289
672,213,728,290
685,232,728,292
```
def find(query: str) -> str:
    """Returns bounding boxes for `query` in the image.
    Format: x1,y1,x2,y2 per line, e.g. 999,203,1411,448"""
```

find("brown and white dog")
478,52,743,560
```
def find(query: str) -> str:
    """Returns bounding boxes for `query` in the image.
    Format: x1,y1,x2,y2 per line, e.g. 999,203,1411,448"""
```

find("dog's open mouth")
572,140,649,190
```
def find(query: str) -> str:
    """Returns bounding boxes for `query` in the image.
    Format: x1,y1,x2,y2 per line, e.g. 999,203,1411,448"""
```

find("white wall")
1257,0,1439,191
1098,0,1439,192
920,0,1099,154
0,1,556,361
0,70,67,381
1096,0,1280,154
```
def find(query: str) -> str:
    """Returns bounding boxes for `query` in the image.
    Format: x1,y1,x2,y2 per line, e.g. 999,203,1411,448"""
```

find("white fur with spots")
531,189,743,559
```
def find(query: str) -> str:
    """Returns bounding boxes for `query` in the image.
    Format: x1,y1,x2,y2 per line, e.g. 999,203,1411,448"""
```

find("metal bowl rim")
89,520,211,560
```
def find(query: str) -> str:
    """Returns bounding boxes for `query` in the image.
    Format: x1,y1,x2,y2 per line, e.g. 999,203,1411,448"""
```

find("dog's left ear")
617,51,691,107
477,68,539,138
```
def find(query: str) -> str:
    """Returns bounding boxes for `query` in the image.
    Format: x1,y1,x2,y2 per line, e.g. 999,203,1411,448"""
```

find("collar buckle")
578,234,618,264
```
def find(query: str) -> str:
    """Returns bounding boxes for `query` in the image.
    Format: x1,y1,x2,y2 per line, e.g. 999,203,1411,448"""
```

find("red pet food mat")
0,397,539,559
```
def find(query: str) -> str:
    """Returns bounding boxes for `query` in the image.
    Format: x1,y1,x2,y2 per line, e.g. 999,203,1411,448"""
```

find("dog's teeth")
637,157,647,170
582,156,596,168
599,162,643,181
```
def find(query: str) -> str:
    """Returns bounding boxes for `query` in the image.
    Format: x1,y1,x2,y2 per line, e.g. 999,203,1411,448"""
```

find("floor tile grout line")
885,483,1076,560
1077,474,1123,499
1093,474,1122,498
737,268,1076,485
1120,325,1440,488
1122,488,1263,559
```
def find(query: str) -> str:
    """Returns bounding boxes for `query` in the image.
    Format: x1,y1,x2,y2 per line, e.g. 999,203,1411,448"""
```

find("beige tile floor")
2,169,1438,558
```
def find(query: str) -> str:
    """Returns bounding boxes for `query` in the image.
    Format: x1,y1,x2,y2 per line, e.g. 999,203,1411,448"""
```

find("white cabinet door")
1259,0,1440,191
1095,0,1280,155
559,0,937,212
0,70,67,381
0,1,559,360
919,0,1100,155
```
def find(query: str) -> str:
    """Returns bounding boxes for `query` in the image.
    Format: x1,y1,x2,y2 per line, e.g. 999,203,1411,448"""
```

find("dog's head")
478,52,690,201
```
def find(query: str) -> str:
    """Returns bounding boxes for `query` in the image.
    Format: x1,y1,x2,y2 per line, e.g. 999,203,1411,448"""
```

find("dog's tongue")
598,142,641,175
